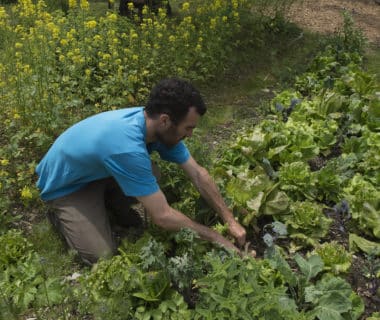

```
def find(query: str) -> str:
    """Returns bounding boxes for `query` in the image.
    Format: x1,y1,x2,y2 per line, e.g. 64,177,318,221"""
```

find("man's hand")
180,157,248,247
227,219,246,247
138,190,241,254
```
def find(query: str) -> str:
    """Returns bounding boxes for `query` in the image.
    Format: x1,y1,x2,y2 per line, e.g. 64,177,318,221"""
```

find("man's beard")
156,126,184,148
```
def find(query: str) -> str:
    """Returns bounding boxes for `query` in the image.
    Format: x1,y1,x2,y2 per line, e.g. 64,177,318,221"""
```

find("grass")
365,44,380,82
197,21,325,150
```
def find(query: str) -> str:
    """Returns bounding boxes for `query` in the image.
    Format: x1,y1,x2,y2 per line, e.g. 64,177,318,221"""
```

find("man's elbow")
194,165,210,186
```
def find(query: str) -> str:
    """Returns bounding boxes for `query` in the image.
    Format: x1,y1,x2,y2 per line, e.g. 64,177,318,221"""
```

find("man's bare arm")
137,190,240,253
180,156,247,246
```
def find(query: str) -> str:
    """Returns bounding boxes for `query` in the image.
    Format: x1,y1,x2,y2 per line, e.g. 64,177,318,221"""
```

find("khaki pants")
48,178,140,265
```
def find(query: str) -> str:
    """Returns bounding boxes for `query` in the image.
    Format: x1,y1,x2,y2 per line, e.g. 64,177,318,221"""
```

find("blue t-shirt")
36,107,190,201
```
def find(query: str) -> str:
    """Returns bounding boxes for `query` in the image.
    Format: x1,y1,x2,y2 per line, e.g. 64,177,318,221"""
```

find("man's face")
157,107,200,148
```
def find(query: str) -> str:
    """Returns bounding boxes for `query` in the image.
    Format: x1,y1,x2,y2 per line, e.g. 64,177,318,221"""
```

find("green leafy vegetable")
279,162,317,200
343,174,380,238
349,234,380,256
312,241,353,274
279,201,332,248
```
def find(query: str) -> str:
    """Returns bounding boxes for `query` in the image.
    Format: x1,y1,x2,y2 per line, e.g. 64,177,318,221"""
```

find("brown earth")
286,0,380,47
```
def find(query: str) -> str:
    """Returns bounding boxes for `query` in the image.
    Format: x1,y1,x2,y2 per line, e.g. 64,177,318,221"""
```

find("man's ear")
159,113,171,128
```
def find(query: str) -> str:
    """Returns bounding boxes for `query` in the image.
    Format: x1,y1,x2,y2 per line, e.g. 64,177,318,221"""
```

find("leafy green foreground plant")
74,226,365,320
264,246,364,320
76,229,210,319
192,243,363,320
0,229,65,318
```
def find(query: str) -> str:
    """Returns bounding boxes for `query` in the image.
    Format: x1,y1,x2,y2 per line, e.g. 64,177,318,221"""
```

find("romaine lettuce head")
343,174,380,238
279,162,317,201
279,201,332,247
366,97,380,131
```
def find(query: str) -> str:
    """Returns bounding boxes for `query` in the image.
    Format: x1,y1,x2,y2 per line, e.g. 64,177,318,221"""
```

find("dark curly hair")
145,78,206,124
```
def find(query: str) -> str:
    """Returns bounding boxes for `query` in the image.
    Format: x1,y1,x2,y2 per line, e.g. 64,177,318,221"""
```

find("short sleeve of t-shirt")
104,152,159,197
149,141,190,164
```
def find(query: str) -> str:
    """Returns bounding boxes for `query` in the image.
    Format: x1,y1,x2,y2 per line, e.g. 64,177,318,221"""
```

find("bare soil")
286,0,380,46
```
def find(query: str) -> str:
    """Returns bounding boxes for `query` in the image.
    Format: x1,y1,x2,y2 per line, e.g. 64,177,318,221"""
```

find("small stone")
66,272,81,281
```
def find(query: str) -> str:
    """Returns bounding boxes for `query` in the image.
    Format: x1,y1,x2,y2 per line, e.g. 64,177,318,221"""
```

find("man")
36,78,246,265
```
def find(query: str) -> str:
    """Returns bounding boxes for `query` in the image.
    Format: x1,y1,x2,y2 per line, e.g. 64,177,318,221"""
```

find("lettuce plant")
279,201,332,248
314,153,358,202
312,241,352,274
343,174,380,239
223,165,289,226
278,162,317,201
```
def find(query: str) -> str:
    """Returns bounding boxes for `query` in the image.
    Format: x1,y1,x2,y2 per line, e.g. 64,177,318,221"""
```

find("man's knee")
78,244,116,266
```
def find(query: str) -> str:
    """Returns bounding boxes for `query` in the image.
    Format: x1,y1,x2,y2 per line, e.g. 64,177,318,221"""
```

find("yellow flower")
214,0,221,9
0,7,8,20
85,68,91,76
21,186,33,199
0,159,9,166
128,74,138,83
15,42,23,49
182,2,190,11
222,16,228,22
169,35,175,42
72,55,84,64
93,34,102,42
13,113,20,119
107,13,117,22
158,7,166,18
210,18,217,29
23,64,31,74
130,30,138,39
102,53,111,60
85,20,97,29
68,0,77,9
183,16,192,24
80,0,89,10
0,170,8,177
132,54,138,61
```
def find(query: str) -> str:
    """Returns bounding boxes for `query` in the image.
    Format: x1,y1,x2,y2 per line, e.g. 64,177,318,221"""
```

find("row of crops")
0,0,379,319
209,14,380,319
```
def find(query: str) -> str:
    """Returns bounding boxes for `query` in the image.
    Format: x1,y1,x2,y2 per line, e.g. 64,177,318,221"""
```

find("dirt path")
286,0,380,47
